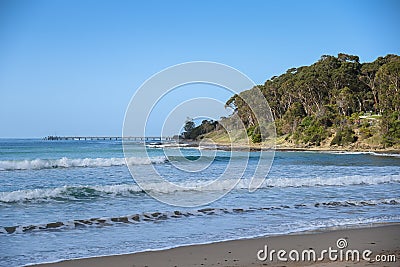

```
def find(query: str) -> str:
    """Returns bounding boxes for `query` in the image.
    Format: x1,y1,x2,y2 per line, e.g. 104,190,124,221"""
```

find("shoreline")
195,141,400,154
33,222,400,267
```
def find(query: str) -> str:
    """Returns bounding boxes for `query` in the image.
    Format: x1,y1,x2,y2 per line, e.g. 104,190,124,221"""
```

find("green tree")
375,57,400,114
183,120,195,139
330,126,357,146
335,87,355,116
280,102,306,134
211,54,400,147
381,111,400,147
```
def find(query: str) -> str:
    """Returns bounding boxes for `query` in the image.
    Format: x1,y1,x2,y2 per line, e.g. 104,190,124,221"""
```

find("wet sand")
34,223,400,267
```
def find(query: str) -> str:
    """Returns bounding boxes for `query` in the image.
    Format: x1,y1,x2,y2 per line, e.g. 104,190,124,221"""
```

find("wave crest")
0,184,143,203
1,174,399,203
0,156,167,171
264,175,400,187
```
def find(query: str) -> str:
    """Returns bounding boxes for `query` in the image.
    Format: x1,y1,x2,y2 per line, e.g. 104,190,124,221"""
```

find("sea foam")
0,156,167,171
264,174,400,187
1,174,399,203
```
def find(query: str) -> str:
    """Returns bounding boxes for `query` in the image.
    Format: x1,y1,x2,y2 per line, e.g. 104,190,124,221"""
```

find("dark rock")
4,226,16,234
23,225,37,232
198,208,214,213
131,215,140,222
46,222,64,229
111,217,129,223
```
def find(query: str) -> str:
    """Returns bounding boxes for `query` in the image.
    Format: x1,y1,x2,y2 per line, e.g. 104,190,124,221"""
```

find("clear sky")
0,0,399,138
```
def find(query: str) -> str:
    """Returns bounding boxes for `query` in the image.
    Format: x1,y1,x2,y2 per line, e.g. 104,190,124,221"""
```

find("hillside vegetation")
184,54,400,150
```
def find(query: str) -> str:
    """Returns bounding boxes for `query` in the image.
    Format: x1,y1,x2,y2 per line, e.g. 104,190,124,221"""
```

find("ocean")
0,139,399,266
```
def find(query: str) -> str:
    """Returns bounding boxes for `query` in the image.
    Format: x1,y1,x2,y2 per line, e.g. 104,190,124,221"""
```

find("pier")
44,136,174,141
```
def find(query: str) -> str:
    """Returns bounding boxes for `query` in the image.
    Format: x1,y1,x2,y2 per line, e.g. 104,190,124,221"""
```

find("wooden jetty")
44,136,174,141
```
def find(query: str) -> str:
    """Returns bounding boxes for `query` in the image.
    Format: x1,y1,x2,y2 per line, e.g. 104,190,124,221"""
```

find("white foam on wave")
0,184,144,203
0,156,167,171
187,174,400,190
1,174,399,203
0,187,68,203
326,151,400,158
299,215,400,231
263,174,400,187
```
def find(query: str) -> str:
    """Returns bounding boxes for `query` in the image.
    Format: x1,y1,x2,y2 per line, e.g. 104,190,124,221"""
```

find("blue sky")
0,0,399,137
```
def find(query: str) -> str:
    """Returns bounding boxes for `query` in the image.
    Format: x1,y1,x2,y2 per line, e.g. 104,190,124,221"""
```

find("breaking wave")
264,174,400,187
0,156,167,171
1,174,399,203
0,184,143,203
326,151,400,158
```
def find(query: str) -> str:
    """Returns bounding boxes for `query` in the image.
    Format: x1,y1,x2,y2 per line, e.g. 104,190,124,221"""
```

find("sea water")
0,139,399,266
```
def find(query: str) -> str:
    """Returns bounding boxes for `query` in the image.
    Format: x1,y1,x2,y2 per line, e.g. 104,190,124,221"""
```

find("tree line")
184,54,400,147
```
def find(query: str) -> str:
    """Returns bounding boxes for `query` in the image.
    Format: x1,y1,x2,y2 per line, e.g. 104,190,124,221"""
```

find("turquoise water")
0,139,399,266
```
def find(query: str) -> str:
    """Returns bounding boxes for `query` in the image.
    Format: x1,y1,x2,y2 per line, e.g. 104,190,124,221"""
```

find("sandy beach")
34,223,399,267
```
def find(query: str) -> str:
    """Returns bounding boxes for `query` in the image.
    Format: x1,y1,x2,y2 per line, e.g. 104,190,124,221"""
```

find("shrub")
248,125,262,143
294,116,327,146
382,111,400,146
251,133,262,143
302,124,326,145
246,125,256,137
359,123,373,139
331,127,357,146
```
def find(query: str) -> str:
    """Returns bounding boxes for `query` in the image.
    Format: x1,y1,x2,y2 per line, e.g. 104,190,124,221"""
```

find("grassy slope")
203,118,400,152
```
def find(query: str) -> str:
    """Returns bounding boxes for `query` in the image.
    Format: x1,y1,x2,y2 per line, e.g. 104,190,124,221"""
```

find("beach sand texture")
35,223,400,267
